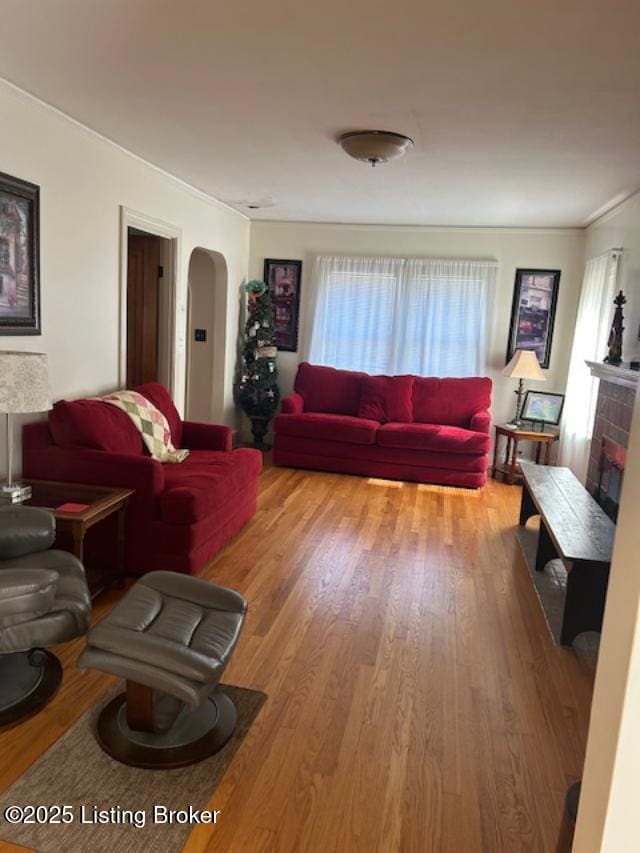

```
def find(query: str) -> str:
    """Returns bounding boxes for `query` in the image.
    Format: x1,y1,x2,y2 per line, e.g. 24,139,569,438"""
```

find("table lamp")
502,349,545,425
0,351,52,504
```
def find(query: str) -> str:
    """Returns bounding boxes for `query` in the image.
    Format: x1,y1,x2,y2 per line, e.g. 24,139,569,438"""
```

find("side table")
23,480,134,598
492,424,559,485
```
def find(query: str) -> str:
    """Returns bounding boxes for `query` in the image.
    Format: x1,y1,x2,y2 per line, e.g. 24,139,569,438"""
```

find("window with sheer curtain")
559,250,620,481
306,255,498,376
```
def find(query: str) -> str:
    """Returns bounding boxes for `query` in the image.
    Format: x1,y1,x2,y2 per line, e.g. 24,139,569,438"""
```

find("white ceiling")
1,0,639,227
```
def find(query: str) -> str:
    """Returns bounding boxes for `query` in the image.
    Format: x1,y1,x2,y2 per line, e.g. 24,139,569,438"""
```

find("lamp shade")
0,351,51,413
502,349,546,381
502,349,546,382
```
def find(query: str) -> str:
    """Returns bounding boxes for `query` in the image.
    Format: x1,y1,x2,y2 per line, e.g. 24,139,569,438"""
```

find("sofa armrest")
182,421,232,452
281,393,304,415
22,446,165,499
469,410,491,434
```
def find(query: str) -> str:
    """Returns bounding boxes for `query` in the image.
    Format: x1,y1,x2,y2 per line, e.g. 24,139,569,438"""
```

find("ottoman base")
96,685,237,769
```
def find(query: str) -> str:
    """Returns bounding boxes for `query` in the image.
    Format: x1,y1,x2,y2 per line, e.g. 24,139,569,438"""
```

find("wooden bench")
519,462,615,646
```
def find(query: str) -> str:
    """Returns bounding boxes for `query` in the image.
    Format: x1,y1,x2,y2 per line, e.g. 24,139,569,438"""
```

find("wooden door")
126,234,160,387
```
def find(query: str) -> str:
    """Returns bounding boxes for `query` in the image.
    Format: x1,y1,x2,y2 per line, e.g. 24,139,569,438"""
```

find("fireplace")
585,362,638,521
595,435,627,521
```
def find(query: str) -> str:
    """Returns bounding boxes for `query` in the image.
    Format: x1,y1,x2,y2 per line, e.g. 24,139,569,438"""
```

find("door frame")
119,206,181,393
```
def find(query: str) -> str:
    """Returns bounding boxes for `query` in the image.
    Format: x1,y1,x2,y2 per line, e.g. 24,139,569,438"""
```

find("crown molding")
0,76,249,222
584,188,640,229
250,218,584,235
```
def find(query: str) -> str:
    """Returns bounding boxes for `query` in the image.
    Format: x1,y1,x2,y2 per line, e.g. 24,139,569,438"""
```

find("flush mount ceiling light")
231,196,276,211
337,130,414,167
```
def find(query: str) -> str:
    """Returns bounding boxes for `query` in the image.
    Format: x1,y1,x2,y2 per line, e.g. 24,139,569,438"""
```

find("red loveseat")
22,382,262,575
273,363,492,488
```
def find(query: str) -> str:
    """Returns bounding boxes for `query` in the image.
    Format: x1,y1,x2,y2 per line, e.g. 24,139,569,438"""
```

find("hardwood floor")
0,461,593,852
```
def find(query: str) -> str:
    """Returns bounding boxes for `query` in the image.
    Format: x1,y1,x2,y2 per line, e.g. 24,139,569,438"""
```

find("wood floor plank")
0,460,593,852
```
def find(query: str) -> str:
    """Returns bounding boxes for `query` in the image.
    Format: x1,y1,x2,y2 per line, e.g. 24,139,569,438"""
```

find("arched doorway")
185,247,227,422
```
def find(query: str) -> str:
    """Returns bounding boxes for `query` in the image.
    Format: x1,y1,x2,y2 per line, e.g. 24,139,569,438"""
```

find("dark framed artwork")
506,268,560,369
264,258,302,352
521,390,565,426
0,171,40,335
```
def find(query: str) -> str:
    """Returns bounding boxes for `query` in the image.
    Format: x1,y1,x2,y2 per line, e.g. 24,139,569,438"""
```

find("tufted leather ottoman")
78,571,247,768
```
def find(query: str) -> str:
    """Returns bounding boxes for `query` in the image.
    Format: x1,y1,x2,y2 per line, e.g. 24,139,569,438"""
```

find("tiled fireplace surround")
585,363,638,496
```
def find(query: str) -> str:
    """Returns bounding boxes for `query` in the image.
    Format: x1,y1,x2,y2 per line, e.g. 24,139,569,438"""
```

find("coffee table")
23,480,134,598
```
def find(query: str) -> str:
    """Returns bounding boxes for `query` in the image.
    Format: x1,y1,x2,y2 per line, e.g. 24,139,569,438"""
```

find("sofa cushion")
160,449,262,524
358,374,414,423
294,362,366,416
135,382,183,447
412,377,492,427
274,434,489,472
49,399,144,455
274,447,487,487
274,413,379,445
376,422,490,454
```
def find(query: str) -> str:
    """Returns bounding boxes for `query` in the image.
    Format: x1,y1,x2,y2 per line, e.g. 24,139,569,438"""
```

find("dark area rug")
0,684,266,852
517,521,599,669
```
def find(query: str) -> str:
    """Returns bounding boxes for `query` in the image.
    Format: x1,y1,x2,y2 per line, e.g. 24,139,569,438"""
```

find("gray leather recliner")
0,505,91,728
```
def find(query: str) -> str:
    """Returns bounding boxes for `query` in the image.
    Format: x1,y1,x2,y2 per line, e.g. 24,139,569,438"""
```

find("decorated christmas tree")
238,279,280,447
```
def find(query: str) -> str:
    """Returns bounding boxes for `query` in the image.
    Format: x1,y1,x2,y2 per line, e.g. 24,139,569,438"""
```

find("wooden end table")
492,424,559,485
23,480,134,599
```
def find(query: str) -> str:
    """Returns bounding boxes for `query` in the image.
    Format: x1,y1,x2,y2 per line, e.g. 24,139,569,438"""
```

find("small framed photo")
506,268,560,369
0,171,41,335
264,258,302,352
521,390,565,426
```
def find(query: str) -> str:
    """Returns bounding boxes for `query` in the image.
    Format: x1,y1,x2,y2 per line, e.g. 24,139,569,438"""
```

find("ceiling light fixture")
337,130,414,167
231,196,276,211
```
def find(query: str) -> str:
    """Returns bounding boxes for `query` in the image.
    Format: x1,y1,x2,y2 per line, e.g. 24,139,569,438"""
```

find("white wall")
249,221,585,425
0,80,249,475
571,191,640,852
584,191,640,363
573,375,640,853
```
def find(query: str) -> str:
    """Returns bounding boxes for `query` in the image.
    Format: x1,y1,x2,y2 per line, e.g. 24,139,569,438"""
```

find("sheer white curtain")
307,255,497,376
307,256,405,374
559,250,620,481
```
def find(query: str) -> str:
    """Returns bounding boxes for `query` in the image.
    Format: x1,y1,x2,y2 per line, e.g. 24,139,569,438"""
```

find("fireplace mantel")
586,360,640,390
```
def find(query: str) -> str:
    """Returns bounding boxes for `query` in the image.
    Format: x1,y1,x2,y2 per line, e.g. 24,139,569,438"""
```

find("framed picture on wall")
0,171,41,335
506,268,560,369
264,258,302,352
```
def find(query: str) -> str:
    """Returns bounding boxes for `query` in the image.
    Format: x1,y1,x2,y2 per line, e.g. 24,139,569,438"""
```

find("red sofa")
273,363,492,488
22,382,262,575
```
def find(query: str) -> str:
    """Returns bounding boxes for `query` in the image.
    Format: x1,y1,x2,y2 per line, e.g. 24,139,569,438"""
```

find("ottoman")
78,571,247,768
